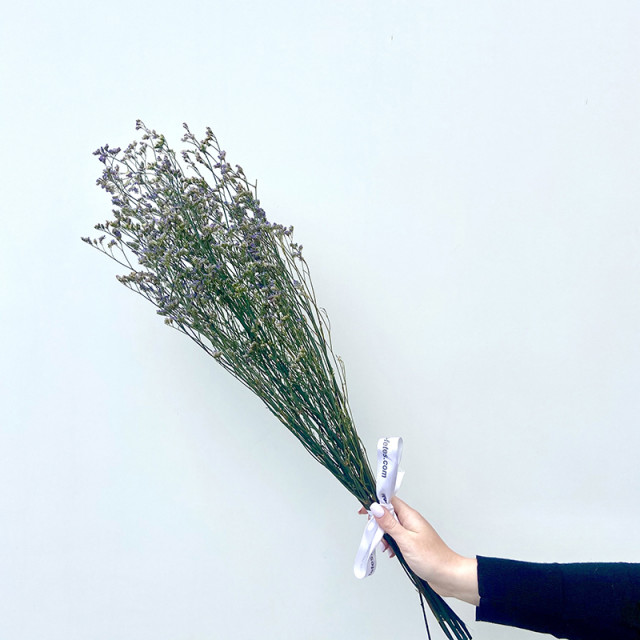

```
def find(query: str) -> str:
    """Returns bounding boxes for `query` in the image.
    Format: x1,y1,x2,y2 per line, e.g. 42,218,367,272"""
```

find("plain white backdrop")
1,1,639,638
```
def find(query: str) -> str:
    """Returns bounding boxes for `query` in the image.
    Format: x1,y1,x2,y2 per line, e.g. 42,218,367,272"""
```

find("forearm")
449,556,480,606
431,555,479,606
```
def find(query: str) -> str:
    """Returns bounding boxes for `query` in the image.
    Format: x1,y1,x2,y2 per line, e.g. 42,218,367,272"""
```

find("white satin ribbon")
353,437,404,579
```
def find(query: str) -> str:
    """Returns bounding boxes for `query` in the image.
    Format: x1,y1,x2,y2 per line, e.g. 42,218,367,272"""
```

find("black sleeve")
475,555,640,639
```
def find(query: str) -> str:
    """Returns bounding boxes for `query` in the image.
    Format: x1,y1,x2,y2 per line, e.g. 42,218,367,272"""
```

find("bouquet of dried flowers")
83,121,470,640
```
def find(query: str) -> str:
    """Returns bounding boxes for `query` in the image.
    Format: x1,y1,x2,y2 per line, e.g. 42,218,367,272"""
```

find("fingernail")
370,502,385,518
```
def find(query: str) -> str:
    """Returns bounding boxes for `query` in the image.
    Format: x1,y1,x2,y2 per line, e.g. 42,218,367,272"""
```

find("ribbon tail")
353,515,384,579
354,436,404,580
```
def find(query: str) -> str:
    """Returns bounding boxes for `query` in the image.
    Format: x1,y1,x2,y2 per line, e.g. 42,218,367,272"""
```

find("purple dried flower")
81,125,468,640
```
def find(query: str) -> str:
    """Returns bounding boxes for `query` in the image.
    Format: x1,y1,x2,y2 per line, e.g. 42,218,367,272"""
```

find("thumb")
370,502,409,545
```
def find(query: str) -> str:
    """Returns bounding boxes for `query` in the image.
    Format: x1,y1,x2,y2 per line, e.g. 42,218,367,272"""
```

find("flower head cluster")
84,121,374,502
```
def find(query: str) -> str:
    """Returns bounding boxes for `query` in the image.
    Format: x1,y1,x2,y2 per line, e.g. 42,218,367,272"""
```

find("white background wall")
1,2,639,638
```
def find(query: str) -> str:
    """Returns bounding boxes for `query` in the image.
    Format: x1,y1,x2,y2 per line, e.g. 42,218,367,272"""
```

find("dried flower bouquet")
83,122,470,640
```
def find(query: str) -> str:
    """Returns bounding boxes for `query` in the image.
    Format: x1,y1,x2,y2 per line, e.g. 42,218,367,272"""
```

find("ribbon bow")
353,437,404,579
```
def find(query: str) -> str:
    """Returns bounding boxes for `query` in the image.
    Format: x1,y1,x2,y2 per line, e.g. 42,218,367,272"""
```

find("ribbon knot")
353,437,404,579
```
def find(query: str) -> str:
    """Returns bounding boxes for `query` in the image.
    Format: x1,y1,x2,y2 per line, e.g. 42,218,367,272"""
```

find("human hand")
361,498,479,606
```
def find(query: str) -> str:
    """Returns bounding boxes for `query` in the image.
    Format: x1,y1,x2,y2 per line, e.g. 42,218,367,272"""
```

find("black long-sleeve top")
475,556,640,639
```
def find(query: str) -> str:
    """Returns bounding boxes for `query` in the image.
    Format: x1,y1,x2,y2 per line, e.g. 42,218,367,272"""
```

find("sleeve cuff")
475,555,566,637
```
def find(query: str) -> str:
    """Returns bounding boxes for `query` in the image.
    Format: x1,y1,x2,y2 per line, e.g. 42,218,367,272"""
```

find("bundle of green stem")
83,121,471,640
